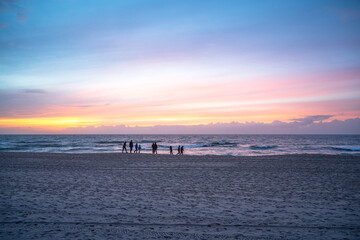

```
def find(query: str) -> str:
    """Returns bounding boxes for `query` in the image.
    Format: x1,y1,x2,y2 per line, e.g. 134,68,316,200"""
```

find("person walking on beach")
177,145,181,155
122,141,127,153
152,143,155,154
138,144,141,153
170,146,173,155
181,146,184,155
134,143,138,153
130,140,134,153
154,142,158,154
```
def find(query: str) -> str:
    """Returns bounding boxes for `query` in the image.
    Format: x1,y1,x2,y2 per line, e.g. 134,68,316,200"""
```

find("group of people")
151,142,158,154
122,140,141,153
122,140,184,155
170,145,184,155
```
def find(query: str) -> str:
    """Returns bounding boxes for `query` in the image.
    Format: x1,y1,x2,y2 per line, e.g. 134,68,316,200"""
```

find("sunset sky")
0,0,359,133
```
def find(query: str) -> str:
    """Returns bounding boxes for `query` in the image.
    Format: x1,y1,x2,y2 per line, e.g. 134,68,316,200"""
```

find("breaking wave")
95,141,124,144
330,146,360,152
97,140,162,144
250,145,278,150
159,142,237,149
206,142,238,147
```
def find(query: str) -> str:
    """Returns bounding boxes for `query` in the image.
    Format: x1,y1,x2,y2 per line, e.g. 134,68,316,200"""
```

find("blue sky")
2,0,359,76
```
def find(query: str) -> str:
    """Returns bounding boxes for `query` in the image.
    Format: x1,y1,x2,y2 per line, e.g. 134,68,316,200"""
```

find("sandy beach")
0,152,359,239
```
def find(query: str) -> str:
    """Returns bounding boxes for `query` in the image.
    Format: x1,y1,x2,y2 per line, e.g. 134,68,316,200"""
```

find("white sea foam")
250,145,278,150
331,146,360,152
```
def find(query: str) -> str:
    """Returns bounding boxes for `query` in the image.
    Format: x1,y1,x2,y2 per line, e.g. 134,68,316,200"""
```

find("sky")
0,0,359,134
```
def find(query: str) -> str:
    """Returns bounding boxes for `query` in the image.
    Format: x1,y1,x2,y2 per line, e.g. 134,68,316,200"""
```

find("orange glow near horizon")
1,101,358,132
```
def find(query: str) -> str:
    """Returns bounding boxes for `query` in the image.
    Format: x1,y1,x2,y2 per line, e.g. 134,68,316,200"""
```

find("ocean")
1,134,360,156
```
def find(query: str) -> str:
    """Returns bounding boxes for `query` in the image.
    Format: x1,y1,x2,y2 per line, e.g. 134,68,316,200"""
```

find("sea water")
1,134,359,156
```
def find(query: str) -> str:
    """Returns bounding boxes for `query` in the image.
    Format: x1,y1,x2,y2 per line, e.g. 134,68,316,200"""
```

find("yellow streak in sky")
0,117,100,128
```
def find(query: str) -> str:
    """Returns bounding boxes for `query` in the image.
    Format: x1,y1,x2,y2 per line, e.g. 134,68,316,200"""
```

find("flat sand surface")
0,152,359,239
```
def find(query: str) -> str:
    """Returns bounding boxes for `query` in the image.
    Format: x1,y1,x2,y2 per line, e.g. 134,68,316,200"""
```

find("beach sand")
0,152,359,239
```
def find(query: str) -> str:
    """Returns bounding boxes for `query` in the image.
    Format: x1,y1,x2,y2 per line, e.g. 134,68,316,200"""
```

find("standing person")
138,144,141,153
181,146,184,155
177,145,181,155
170,146,173,155
152,143,155,154
122,141,127,153
130,140,134,153
154,142,158,154
135,143,138,153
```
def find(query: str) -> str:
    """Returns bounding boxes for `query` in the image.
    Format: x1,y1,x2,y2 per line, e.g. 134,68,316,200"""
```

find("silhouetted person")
135,143,138,153
130,140,133,153
170,146,173,155
138,144,141,153
154,142,158,154
122,141,127,153
177,145,181,155
181,146,184,155
152,143,155,154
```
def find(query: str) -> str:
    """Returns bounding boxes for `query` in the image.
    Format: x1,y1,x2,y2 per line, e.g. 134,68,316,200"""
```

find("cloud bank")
1,117,359,134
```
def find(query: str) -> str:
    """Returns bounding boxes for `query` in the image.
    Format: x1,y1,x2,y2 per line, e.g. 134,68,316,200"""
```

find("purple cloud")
290,115,334,125
0,0,28,22
21,89,47,94
16,12,26,21
0,23,8,28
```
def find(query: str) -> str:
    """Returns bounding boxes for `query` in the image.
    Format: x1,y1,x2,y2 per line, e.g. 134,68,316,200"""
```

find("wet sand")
0,152,359,239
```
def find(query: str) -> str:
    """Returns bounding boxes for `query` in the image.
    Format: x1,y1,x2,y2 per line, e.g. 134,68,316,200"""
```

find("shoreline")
1,135,359,157
1,151,360,159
